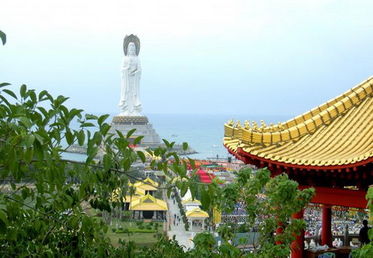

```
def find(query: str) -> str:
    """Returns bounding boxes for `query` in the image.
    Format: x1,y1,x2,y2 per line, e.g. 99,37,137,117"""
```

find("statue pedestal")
109,116,161,146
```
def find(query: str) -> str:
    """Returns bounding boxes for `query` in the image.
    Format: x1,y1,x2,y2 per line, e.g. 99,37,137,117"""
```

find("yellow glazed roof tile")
129,194,168,211
224,77,373,167
182,198,202,205
110,187,145,202
185,208,209,218
133,181,158,191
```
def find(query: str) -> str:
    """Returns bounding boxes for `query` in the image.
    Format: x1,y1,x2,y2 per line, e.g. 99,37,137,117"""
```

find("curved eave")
226,144,373,172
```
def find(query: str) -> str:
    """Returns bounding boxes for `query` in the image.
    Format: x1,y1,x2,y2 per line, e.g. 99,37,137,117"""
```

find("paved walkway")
166,194,195,250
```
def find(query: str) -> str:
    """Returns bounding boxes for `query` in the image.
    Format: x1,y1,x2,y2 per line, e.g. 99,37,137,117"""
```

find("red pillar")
291,210,304,258
321,205,332,246
276,224,283,245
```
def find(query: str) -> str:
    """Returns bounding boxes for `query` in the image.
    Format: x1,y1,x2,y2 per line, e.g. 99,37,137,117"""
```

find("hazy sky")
1,0,373,117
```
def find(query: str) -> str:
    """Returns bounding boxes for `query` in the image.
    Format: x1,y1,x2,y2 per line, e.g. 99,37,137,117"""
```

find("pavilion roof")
224,77,373,170
110,187,145,203
182,198,202,205
186,208,209,218
129,194,168,211
123,195,142,203
133,178,158,191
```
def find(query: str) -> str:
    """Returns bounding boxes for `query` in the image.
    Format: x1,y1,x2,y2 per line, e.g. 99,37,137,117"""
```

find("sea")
65,113,290,161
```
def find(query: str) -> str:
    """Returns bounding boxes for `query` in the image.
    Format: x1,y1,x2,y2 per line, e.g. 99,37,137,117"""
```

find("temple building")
111,177,168,220
181,190,209,231
186,208,209,231
224,77,372,258
131,177,159,196
129,194,168,220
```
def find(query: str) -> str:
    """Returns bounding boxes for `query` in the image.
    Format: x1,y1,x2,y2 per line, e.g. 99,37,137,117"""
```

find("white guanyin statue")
119,34,142,116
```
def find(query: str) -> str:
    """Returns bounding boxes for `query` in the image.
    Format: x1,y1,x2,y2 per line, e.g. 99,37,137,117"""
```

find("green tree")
188,168,314,258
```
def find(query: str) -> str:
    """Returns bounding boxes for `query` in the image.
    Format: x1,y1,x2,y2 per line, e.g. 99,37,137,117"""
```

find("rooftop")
224,77,373,171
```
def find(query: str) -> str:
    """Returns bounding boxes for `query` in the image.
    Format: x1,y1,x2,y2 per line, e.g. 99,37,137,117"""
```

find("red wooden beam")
300,186,367,209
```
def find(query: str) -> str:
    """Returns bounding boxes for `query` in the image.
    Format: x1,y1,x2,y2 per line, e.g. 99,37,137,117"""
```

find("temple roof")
110,187,145,203
133,178,158,191
224,77,373,169
182,198,202,206
186,208,209,218
129,194,168,211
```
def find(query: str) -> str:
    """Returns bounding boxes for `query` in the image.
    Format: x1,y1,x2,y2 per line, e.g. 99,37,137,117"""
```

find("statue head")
123,34,140,56
128,42,136,56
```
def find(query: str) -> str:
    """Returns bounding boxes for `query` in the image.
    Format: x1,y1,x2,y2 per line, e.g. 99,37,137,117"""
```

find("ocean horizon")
146,113,292,159
67,113,290,160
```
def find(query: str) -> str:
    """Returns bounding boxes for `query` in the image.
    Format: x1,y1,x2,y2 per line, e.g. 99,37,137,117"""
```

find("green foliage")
243,168,313,256
194,167,314,257
0,82,154,256
137,236,186,258
191,232,217,257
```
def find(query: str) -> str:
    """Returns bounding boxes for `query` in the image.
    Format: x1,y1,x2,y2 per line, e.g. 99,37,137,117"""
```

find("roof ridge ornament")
225,77,373,145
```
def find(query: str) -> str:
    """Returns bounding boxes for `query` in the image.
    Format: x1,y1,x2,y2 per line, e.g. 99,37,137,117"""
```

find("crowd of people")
220,203,369,238
303,206,368,237
221,202,247,223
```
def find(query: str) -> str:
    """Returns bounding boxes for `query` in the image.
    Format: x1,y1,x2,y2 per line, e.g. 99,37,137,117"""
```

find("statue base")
109,115,161,146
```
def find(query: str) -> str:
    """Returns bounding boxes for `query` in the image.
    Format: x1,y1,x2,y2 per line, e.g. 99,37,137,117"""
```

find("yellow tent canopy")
129,194,168,211
186,208,209,218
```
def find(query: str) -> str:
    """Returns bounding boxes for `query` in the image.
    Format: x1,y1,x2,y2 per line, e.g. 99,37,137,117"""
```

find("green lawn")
107,231,160,248
105,219,165,247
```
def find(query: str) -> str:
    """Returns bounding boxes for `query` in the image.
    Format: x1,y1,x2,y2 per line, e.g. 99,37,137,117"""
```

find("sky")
1,0,373,117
